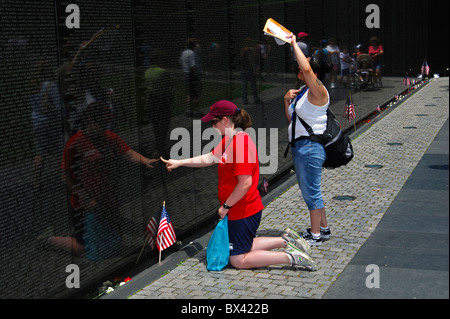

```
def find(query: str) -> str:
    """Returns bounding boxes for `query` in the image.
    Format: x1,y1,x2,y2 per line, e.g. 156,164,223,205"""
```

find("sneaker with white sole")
303,227,331,241
285,242,316,271
283,228,312,256
302,229,323,246
320,227,331,241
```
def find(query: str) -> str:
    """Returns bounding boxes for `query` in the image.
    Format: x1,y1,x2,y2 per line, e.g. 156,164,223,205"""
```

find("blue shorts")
291,139,326,210
228,211,262,256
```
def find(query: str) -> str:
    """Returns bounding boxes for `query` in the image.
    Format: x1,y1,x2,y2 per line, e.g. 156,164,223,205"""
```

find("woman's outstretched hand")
161,157,181,172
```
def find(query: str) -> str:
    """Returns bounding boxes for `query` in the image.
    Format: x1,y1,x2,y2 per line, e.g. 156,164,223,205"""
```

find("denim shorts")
291,139,326,211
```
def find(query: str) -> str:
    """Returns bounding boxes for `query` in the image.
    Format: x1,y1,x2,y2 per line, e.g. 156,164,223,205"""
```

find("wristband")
222,202,232,209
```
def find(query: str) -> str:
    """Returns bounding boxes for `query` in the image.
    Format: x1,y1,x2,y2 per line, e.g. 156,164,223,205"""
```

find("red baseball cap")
201,100,239,122
298,32,309,38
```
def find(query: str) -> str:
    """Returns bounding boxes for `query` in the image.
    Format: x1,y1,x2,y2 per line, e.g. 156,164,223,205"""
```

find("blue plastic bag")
206,215,229,271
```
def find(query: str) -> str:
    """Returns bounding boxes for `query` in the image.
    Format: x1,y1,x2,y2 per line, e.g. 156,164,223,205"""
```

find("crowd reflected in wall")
0,0,443,298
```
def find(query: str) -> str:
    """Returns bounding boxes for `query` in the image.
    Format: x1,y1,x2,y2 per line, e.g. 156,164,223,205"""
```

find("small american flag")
403,75,411,86
156,205,176,252
343,92,356,122
263,176,269,193
143,214,158,250
421,59,430,76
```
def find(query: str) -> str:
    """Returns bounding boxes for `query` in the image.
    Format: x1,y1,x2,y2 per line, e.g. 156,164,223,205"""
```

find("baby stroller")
355,54,375,91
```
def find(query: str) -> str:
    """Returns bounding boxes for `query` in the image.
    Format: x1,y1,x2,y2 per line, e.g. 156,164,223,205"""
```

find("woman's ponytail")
230,108,252,131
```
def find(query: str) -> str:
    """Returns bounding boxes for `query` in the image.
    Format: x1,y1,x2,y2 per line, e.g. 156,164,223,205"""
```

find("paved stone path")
129,78,448,299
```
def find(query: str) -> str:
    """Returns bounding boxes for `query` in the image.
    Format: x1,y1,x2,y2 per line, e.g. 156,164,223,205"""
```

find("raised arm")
287,34,328,107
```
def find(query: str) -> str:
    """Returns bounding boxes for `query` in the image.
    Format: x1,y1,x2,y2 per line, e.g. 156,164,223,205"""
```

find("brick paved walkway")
128,78,448,300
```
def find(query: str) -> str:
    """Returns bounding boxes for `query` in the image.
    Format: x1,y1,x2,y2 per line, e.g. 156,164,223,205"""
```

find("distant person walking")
180,38,203,117
239,38,261,105
368,36,384,88
326,38,340,89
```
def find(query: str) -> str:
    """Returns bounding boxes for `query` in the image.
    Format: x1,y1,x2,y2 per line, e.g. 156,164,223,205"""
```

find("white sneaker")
286,242,316,271
283,228,312,255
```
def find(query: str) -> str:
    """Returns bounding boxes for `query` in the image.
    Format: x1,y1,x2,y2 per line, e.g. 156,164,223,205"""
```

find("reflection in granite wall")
0,0,439,298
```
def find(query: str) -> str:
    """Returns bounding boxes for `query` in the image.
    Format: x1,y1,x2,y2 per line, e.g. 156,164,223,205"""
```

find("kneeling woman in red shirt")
161,100,314,270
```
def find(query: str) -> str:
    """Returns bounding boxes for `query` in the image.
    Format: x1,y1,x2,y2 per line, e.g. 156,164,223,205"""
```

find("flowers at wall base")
93,277,132,299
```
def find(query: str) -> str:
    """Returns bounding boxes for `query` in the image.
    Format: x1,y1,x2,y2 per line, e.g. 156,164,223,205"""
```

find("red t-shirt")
369,45,383,63
61,130,130,210
212,132,264,221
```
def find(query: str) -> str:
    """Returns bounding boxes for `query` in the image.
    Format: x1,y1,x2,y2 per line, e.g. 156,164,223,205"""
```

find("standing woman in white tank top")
283,33,331,246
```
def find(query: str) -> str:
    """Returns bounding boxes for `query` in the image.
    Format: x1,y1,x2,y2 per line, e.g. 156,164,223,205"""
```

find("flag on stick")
421,59,430,76
402,73,411,87
156,202,176,262
343,91,356,121
263,176,269,194
343,90,356,130
143,214,158,250
135,208,160,265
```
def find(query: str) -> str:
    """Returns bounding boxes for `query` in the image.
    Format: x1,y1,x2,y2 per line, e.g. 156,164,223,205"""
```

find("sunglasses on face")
211,117,222,126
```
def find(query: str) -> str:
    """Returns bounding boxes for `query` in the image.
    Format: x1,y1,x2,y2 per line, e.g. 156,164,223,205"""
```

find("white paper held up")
263,18,292,45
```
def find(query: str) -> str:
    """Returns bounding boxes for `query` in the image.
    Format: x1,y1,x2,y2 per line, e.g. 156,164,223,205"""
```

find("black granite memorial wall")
0,0,446,298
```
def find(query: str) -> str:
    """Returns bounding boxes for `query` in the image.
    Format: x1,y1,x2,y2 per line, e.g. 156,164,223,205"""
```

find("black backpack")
286,108,354,169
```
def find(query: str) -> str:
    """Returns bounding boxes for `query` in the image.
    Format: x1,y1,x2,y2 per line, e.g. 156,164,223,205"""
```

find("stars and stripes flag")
421,59,430,76
343,91,356,122
263,176,269,193
143,214,158,250
156,204,176,252
403,74,411,86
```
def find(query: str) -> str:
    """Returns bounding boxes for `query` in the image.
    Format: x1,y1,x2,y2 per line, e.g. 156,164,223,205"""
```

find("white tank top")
288,86,329,142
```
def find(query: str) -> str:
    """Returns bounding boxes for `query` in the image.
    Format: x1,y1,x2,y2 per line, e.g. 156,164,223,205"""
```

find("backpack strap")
284,87,309,158
297,116,315,136
298,114,326,145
